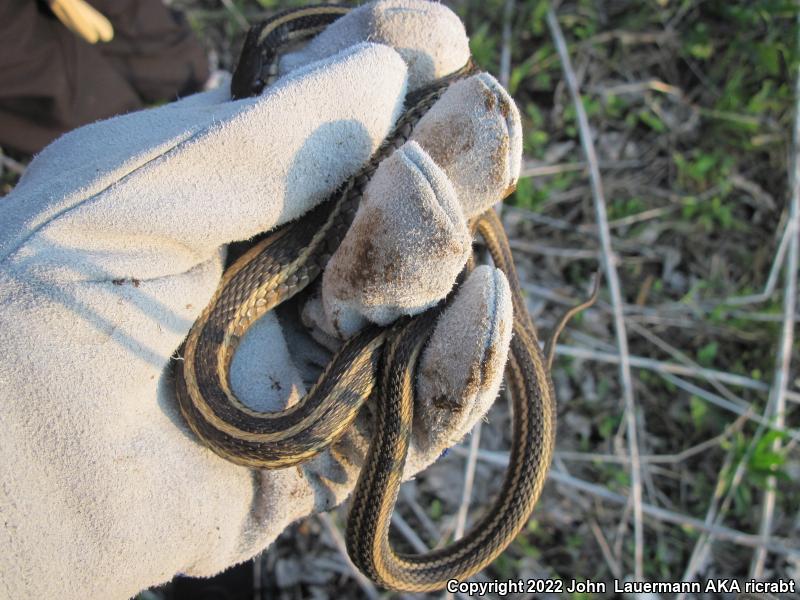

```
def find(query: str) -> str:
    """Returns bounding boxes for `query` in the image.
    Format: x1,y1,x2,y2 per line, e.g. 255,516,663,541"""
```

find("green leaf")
598,414,618,439
638,109,667,132
756,43,781,76
530,0,549,35
526,104,545,128
690,395,708,428
469,23,496,70
429,498,443,520
523,130,549,157
749,430,789,474
508,60,533,95
687,41,714,59
697,341,718,366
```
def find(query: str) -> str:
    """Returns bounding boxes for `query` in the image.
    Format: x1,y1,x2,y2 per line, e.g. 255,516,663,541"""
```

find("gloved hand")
0,1,522,598
48,0,114,43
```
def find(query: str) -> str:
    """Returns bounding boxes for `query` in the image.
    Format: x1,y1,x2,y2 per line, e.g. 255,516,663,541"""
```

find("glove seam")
478,267,502,389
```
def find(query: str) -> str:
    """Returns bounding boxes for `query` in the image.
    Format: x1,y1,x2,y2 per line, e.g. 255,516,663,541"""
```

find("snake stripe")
177,5,559,591
177,12,474,468
231,5,350,99
345,219,556,591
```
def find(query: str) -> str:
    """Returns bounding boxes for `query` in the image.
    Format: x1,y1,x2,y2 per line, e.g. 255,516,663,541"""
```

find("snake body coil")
176,6,556,591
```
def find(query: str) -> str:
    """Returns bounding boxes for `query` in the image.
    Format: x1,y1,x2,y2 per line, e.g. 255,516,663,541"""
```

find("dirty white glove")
0,1,521,598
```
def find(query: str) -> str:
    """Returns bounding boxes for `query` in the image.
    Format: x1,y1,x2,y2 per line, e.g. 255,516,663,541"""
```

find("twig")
552,417,744,465
443,0,515,590
722,217,792,306
391,513,428,553
601,206,678,230
526,270,800,323
498,0,514,89
730,173,778,210
220,0,249,30
547,8,644,580
453,423,482,541
581,29,674,47
547,6,644,579
750,19,800,577
391,513,474,600
508,238,598,259
317,514,379,600
453,448,800,559
555,344,800,404
612,493,634,569
589,518,623,579
503,205,598,239
593,79,682,98
519,158,643,179
441,423,483,600
676,442,740,595
399,485,441,544
658,373,800,443
678,416,769,592
1,154,26,176
628,320,746,407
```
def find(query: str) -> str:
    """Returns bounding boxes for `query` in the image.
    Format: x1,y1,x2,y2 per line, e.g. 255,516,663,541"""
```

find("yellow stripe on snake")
175,5,590,591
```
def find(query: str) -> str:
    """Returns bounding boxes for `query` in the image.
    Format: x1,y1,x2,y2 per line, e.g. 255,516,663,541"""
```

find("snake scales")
175,5,571,591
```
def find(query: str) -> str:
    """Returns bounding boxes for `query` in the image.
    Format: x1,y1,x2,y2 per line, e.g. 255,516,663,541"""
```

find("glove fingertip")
320,141,469,336
278,0,468,91
405,265,513,475
411,73,524,217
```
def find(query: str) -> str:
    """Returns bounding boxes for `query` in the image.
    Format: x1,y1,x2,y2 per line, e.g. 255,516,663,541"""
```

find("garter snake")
175,5,588,591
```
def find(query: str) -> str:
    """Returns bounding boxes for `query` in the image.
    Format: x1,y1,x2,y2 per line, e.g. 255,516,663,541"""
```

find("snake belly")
175,5,557,592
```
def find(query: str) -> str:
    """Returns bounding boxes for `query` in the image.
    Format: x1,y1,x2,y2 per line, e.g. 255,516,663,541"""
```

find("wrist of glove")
0,1,522,598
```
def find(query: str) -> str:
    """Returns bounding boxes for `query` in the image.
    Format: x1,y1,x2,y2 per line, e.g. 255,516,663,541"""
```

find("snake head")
231,24,272,100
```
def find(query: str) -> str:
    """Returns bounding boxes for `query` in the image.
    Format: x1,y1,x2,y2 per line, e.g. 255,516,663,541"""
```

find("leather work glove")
0,1,521,597
48,0,114,43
